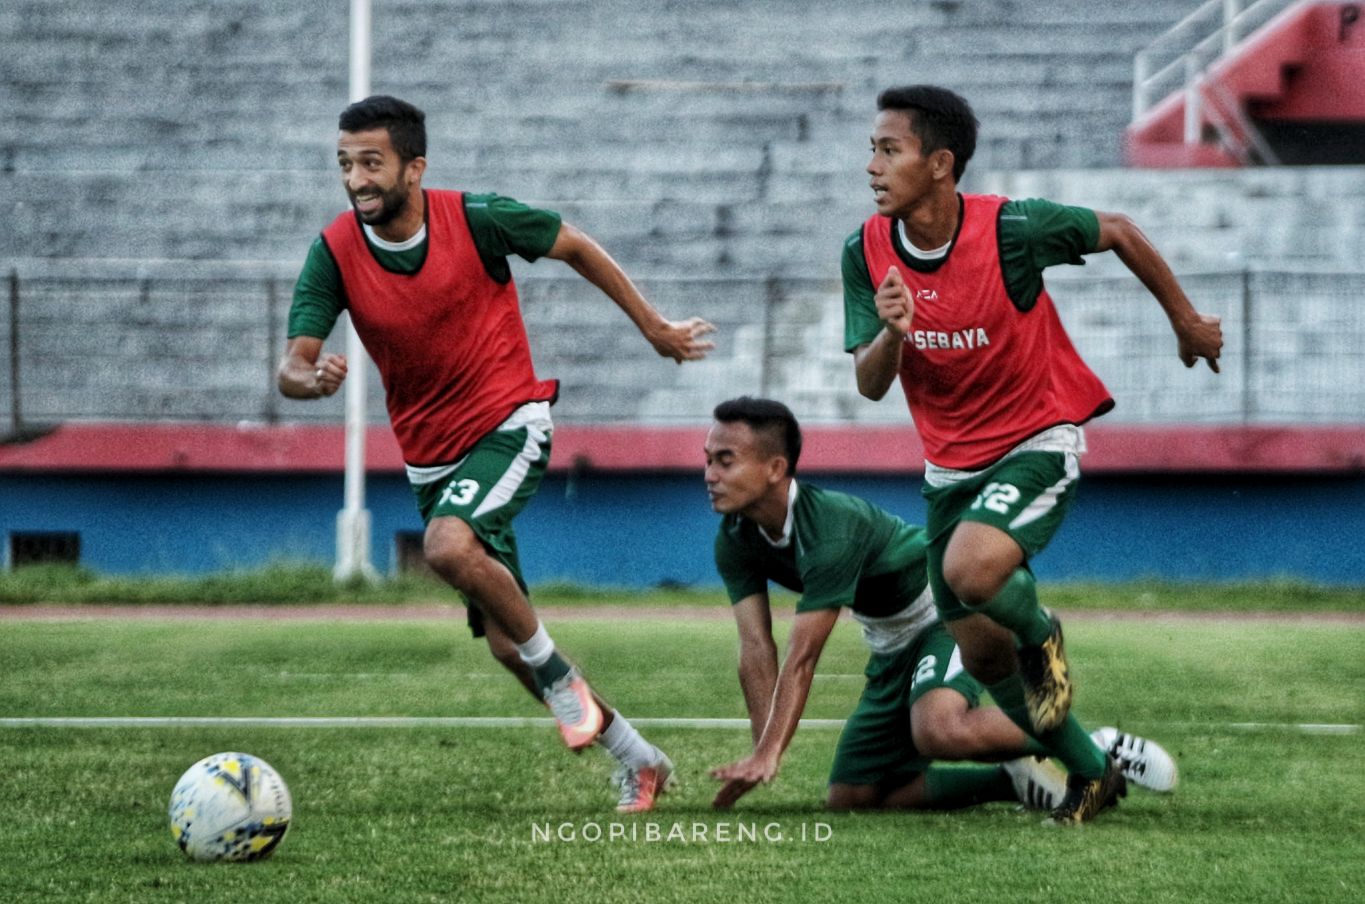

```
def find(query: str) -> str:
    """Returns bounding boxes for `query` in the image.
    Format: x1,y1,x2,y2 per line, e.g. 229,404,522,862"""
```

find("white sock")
515,622,555,669
599,713,656,768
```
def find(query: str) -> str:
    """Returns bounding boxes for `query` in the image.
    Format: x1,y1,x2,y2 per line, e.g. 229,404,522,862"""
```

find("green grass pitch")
1,609,1362,903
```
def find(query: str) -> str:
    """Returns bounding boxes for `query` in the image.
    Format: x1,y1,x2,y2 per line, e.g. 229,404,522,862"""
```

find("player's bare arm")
710,606,839,808
276,336,348,399
1094,210,1224,372
545,222,716,363
732,592,779,744
853,265,912,399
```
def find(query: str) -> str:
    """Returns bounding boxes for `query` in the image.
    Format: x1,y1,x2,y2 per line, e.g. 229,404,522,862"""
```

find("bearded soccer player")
705,398,1177,814
843,86,1220,823
279,95,714,812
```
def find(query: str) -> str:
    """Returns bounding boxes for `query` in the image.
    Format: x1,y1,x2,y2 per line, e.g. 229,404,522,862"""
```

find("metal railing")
1132,0,1301,124
2,263,1363,434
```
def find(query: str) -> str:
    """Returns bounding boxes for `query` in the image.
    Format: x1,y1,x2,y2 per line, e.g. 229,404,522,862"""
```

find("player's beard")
349,176,410,226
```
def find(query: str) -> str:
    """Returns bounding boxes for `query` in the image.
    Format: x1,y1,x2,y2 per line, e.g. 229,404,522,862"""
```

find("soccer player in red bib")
843,86,1222,823
278,96,715,812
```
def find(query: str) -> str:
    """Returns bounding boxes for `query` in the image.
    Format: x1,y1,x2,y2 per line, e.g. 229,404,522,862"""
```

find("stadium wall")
4,1,1364,432
4,424,1363,585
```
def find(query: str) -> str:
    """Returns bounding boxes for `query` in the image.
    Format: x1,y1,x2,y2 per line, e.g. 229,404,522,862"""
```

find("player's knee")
942,554,1009,607
423,520,483,587
912,719,971,760
942,531,1018,607
825,784,881,810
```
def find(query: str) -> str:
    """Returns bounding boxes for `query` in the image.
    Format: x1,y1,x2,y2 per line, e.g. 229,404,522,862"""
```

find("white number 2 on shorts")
912,655,939,690
971,482,1021,515
439,479,480,508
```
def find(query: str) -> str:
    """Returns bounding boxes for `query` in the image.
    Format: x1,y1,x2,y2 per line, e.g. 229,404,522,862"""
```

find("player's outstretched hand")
314,353,349,396
649,316,717,364
1176,312,1223,373
875,266,912,336
709,753,779,809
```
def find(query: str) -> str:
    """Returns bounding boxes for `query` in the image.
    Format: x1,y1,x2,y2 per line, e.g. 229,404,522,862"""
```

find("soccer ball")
168,752,292,862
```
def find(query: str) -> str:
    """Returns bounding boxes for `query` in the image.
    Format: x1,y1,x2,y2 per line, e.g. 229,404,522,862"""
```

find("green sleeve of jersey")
287,237,346,340
998,198,1101,311
842,229,883,352
464,193,563,262
795,538,862,613
715,528,768,605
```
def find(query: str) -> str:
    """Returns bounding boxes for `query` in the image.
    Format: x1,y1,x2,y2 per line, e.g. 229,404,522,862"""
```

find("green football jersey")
288,192,562,340
842,196,1100,352
714,481,930,618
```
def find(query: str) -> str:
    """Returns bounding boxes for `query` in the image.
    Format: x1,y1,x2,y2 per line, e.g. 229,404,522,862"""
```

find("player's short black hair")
338,95,427,162
876,85,978,181
713,396,802,477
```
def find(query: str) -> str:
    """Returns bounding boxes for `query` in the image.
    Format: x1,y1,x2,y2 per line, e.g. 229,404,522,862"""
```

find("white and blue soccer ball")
169,752,292,862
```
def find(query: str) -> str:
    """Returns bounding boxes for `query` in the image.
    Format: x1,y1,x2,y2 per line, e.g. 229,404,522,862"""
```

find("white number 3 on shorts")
440,479,480,508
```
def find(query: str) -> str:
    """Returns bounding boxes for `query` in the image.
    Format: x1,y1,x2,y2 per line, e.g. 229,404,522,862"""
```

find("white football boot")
1002,756,1068,810
1091,726,1179,792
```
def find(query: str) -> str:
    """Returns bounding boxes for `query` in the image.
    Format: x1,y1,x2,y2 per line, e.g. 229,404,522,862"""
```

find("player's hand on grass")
1175,312,1223,373
314,353,348,396
875,266,912,337
709,752,780,809
648,316,717,363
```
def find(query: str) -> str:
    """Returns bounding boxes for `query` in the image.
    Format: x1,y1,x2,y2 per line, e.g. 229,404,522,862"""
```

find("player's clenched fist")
1175,312,1223,373
314,353,348,397
875,266,913,337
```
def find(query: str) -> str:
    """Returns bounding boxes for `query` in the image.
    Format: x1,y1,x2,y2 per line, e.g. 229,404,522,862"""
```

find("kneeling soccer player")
703,398,1176,819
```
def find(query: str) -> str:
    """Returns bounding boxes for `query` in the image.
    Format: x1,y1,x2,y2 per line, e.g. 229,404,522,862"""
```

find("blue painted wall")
4,471,1364,585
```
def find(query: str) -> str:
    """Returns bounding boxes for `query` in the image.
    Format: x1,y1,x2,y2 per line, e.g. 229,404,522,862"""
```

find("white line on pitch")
0,717,1359,734
1225,722,1362,735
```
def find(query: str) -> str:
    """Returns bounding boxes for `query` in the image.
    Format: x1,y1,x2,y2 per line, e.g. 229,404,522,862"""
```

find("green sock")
924,765,1015,810
975,568,1053,647
985,677,1104,779
986,675,1040,741
531,651,571,694
1036,716,1106,779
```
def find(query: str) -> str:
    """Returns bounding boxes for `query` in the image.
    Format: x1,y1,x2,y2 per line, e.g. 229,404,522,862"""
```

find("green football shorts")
922,450,1080,622
828,621,983,790
410,406,552,637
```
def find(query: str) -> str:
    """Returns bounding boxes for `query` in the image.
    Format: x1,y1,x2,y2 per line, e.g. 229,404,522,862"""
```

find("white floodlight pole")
336,0,380,583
